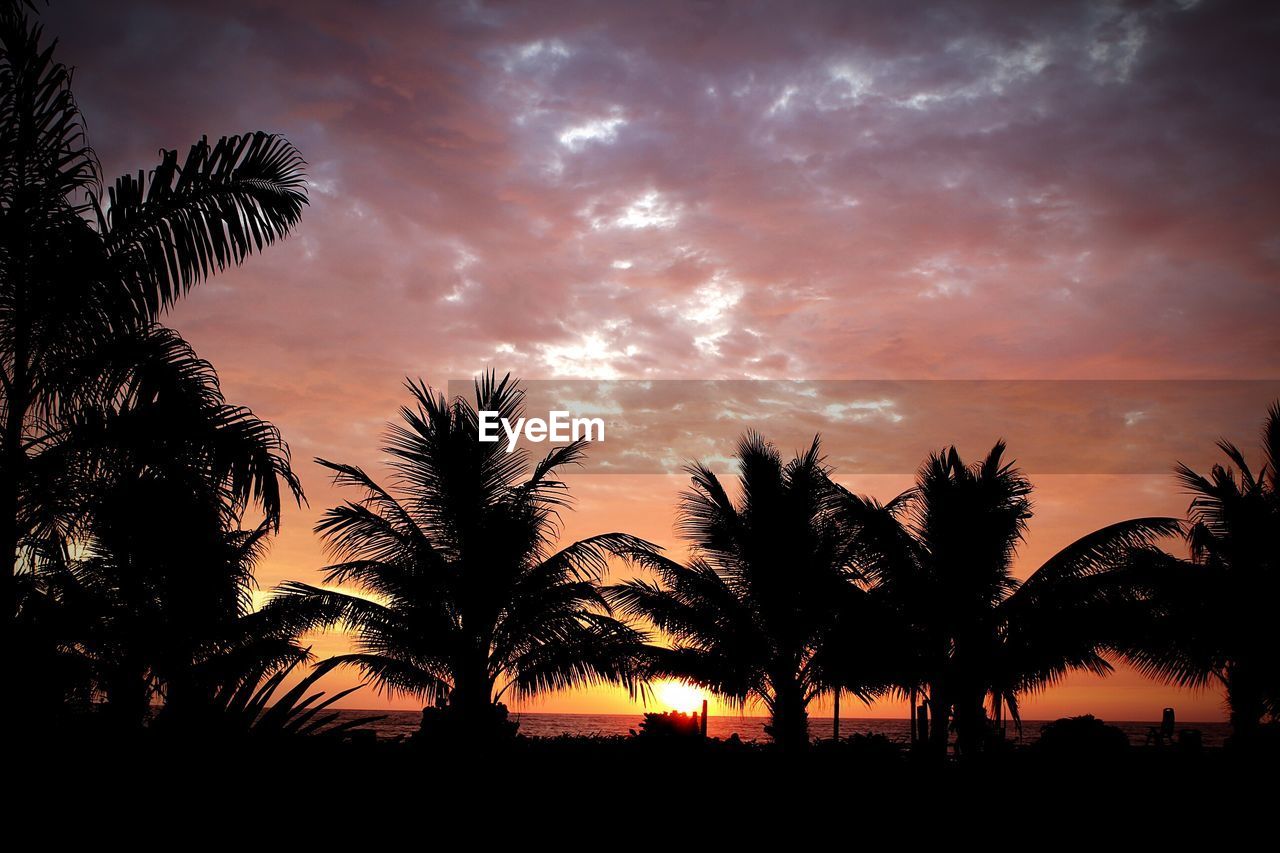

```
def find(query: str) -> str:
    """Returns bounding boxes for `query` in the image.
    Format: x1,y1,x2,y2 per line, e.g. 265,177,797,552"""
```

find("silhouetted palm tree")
32,501,302,730
1,4,307,624
17,515,303,731
273,374,649,741
1120,402,1280,743
12,321,304,729
837,442,1178,755
606,433,863,751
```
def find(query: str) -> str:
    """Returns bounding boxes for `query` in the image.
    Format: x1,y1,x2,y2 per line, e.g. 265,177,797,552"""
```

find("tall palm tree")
1120,402,1280,744
606,433,863,751
837,442,1179,755
273,374,649,741
0,3,307,623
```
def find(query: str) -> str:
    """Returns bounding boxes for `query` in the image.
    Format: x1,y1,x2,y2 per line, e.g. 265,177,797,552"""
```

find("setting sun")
655,681,706,714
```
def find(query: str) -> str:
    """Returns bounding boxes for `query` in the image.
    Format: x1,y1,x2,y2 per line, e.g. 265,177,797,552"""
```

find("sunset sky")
46,0,1279,720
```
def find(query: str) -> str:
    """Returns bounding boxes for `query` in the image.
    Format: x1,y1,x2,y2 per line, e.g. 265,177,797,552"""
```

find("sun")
655,680,705,714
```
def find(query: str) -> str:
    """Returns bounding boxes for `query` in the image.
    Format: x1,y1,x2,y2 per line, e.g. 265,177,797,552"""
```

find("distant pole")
910,687,917,744
700,698,708,738
833,690,840,741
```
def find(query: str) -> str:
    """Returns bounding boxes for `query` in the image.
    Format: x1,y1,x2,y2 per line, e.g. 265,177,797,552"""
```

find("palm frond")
1011,517,1182,605
93,132,307,316
1264,400,1280,492
0,7,99,206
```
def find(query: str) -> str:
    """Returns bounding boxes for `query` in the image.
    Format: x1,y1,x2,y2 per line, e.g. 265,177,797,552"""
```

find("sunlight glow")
537,332,639,379
656,680,706,714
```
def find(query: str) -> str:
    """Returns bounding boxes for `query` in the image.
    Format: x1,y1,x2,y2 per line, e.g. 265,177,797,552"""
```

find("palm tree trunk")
2,374,27,633
447,652,505,741
927,681,950,757
952,689,988,756
105,662,151,731
909,686,918,745
1,467,17,631
448,672,491,715
767,678,810,751
1225,664,1265,746
3,205,32,636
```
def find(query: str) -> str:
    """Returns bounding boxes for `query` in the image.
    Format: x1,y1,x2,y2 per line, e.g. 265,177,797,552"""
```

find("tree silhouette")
273,373,649,742
835,442,1178,755
207,655,384,739
1121,401,1280,744
606,433,863,751
0,3,307,628
19,390,303,731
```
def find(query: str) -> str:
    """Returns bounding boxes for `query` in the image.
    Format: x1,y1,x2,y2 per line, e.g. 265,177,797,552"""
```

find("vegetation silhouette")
610,433,1179,753
206,655,385,739
606,433,866,751
272,373,651,744
832,441,1179,755
1031,714,1130,758
3,1,312,731
634,709,702,739
15,334,313,729
1119,402,1280,746
1,0,307,629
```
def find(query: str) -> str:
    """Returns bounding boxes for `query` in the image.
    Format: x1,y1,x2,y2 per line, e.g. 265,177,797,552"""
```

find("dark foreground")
10,736,1275,848
13,730,1275,816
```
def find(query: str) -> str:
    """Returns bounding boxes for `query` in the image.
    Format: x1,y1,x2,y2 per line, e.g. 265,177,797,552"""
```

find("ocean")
332,710,1233,747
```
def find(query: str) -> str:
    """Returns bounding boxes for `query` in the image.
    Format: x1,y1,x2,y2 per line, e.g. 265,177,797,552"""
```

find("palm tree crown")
1,3,308,628
4,2,307,730
607,432,861,750
274,373,649,739
837,441,1178,755
1121,401,1280,742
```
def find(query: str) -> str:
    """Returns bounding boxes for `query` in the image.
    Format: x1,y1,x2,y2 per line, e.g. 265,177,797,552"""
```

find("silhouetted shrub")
817,731,904,759
1226,721,1280,753
414,701,519,746
632,710,702,738
1033,715,1130,756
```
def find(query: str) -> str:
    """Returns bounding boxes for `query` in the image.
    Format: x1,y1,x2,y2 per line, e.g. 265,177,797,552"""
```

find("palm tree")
837,442,1179,756
1120,401,1280,744
28,446,303,730
13,325,304,730
272,374,649,741
1,3,307,623
18,512,308,732
606,432,864,751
